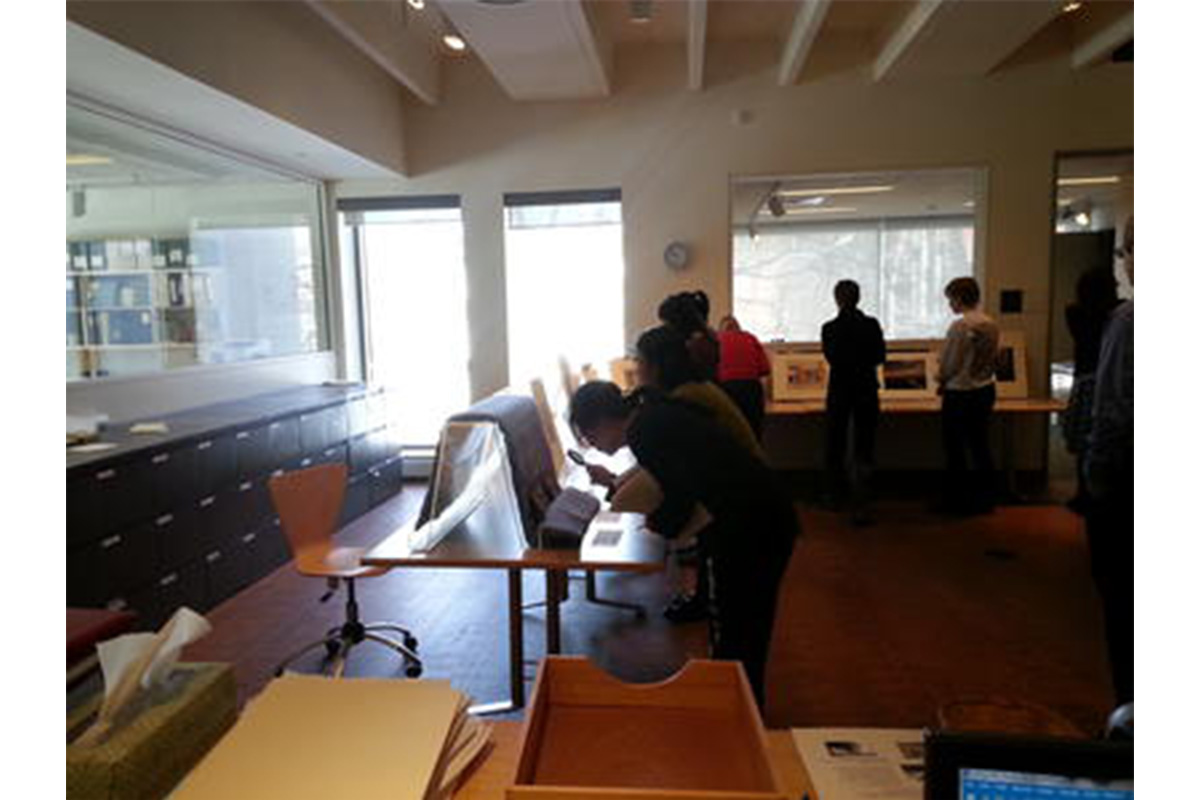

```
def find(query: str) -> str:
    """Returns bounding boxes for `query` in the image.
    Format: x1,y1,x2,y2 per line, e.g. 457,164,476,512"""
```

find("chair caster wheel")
405,663,423,678
404,635,419,651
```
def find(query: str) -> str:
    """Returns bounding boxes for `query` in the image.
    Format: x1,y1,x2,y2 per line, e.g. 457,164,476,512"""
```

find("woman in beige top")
937,276,999,514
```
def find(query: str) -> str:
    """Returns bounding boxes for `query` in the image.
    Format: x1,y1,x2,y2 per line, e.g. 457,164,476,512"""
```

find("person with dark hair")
820,280,886,522
588,325,760,623
569,381,799,707
658,291,720,381
1061,266,1121,514
1085,215,1133,705
936,276,1000,514
717,315,771,440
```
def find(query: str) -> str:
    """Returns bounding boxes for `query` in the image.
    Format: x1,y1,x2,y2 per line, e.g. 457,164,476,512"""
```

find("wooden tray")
509,658,785,800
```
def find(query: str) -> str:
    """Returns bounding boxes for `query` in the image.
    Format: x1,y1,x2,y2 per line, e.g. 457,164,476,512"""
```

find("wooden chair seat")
293,545,389,580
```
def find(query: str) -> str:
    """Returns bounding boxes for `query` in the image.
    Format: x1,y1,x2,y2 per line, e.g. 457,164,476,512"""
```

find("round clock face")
664,241,690,271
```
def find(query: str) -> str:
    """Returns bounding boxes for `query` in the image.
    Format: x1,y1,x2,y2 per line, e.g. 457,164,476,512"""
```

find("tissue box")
67,663,237,800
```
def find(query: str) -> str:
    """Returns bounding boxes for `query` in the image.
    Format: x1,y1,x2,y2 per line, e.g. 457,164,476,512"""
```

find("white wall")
337,42,1132,469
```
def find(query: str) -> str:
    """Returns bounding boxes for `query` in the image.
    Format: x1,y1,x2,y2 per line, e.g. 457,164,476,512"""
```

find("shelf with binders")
67,236,224,273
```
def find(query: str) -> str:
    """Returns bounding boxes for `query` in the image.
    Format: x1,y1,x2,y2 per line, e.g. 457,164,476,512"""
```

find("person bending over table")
569,381,799,708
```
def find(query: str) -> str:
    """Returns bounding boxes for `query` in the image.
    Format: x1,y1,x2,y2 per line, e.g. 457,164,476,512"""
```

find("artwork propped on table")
771,353,829,402
994,331,1029,399
880,352,938,400
609,357,638,392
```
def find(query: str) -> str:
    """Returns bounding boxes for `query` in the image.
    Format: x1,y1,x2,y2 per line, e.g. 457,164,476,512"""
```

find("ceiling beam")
306,0,440,105
872,0,949,82
687,0,708,91
778,0,832,86
1071,10,1134,70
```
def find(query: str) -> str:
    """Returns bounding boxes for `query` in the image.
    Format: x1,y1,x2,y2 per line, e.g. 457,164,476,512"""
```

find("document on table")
790,728,926,800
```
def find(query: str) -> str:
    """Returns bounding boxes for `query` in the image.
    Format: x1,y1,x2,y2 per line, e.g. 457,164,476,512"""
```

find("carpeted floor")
185,483,1114,732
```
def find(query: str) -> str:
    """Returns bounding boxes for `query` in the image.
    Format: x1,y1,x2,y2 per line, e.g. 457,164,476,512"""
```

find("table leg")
470,567,526,716
545,569,562,655
585,571,647,620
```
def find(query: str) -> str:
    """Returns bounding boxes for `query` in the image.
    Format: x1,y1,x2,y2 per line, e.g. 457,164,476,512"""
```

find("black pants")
825,390,880,508
941,385,996,511
720,380,765,440
705,517,796,709
1086,483,1133,704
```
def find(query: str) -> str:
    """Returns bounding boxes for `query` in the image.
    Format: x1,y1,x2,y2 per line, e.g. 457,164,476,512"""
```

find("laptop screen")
960,767,1133,799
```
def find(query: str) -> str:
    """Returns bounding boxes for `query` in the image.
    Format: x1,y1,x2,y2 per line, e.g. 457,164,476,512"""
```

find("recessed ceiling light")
1062,1,1083,14
1057,176,1120,186
442,34,467,52
963,201,975,208
66,154,113,166
779,185,894,197
630,0,653,24
407,0,425,10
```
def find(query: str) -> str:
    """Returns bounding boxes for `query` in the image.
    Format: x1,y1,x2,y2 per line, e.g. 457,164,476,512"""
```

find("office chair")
268,463,421,678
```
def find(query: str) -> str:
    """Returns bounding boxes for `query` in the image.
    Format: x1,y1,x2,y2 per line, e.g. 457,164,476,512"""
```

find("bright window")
503,191,625,383
732,169,982,342
340,200,470,447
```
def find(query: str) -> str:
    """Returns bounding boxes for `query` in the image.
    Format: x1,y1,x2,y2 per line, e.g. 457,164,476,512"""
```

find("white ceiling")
67,22,398,181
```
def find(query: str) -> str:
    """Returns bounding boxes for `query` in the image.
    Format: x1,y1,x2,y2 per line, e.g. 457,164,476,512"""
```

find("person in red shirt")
717,315,771,439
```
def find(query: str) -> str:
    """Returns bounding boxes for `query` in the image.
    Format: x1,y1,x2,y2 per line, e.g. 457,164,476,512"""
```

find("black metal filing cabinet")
66,385,403,630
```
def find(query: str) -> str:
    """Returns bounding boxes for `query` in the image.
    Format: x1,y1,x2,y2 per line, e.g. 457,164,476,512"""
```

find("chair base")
274,620,422,679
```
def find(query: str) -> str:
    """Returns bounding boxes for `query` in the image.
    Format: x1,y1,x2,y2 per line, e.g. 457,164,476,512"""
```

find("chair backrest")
268,463,348,561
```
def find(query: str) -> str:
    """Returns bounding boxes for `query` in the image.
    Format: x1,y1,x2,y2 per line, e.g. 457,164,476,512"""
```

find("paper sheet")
791,728,926,800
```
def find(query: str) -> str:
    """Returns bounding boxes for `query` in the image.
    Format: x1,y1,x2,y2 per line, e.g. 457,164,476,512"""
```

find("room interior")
64,1,1135,798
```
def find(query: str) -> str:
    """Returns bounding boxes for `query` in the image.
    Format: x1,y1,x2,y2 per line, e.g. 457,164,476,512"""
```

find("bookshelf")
67,235,223,379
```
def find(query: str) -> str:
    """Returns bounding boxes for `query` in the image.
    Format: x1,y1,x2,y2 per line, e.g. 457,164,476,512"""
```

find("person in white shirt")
936,277,1000,514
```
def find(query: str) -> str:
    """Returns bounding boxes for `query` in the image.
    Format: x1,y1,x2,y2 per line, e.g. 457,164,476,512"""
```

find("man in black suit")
821,280,886,523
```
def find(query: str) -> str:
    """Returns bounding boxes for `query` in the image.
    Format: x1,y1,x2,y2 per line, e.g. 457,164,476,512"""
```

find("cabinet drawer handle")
271,469,285,478
242,533,257,544
159,573,178,587
236,431,250,440
101,534,122,549
96,468,117,481
300,458,313,467
324,448,338,458
152,453,170,465
155,513,174,527
206,551,222,563
105,598,128,612
239,481,252,492
197,440,213,451
199,495,216,508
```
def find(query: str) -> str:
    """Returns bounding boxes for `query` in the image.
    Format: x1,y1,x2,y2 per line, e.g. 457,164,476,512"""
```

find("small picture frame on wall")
879,351,938,400
771,353,829,401
994,330,1029,399
609,357,638,392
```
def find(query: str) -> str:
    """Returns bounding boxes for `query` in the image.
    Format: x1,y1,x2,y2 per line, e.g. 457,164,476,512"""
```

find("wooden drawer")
234,425,270,479
369,457,405,508
148,507,200,575
67,525,156,609
202,546,242,608
71,460,149,544
266,417,301,467
340,472,371,526
347,396,369,438
146,563,206,628
300,405,349,453
348,432,375,476
257,519,292,572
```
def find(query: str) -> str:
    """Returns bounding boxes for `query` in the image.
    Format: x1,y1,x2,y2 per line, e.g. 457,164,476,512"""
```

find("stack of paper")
173,674,491,800
790,728,926,800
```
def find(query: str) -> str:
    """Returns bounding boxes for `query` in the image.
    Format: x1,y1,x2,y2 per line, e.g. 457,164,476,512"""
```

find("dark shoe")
663,592,708,623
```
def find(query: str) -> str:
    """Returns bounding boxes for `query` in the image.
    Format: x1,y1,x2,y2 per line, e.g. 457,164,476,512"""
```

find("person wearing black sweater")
570,381,799,707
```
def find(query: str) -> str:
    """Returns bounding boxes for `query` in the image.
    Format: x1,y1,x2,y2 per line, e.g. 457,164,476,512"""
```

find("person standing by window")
717,315,772,440
936,277,1000,515
658,291,720,382
1085,216,1133,706
820,280,886,523
1061,267,1121,515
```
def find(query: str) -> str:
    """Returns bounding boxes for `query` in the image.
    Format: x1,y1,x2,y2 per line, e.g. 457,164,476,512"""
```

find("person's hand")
585,464,617,489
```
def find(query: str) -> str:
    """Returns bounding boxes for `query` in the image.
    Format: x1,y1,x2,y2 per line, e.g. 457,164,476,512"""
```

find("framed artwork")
771,353,829,401
995,331,1029,399
880,351,938,400
609,357,638,391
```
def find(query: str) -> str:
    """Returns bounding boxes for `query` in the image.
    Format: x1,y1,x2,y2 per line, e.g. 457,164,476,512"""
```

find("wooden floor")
184,482,1114,732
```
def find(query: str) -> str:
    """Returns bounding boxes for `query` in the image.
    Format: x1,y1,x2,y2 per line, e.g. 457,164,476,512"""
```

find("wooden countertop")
454,721,815,800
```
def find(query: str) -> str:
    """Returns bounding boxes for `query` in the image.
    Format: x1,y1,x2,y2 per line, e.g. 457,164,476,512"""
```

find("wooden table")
454,721,815,800
767,397,1067,499
363,511,665,713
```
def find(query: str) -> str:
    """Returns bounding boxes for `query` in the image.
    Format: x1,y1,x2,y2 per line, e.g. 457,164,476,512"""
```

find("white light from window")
1057,176,1121,186
1062,1,1083,14
779,185,895,197
66,154,113,166
407,0,425,9
443,34,467,52
783,206,859,216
